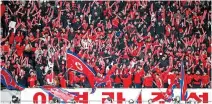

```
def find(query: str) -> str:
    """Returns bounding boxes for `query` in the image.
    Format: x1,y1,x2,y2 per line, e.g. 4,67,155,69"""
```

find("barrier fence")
1,88,212,104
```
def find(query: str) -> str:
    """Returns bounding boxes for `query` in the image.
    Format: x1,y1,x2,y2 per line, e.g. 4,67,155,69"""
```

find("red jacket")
15,35,24,43
207,46,211,54
155,77,163,88
168,73,176,84
161,71,169,83
112,17,119,27
2,45,10,53
105,78,113,88
121,74,132,88
16,45,25,57
201,75,209,85
185,74,193,85
193,74,201,85
60,77,66,88
28,76,36,88
134,72,142,84
143,76,153,87
45,74,54,83
9,32,15,44
114,75,122,84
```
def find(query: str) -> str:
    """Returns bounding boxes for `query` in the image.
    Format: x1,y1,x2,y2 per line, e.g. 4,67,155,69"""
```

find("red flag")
66,50,96,91
1,67,24,91
42,85,76,103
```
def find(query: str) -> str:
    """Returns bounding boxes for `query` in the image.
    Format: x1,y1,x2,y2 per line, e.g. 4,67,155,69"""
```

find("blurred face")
97,28,101,31
30,72,34,76
87,59,90,63
92,58,95,62
144,25,146,28
77,18,80,22
116,70,119,75
47,3,51,7
5,41,9,45
94,12,98,16
90,25,94,28
186,62,189,66
70,28,74,32
123,64,126,68
147,73,150,76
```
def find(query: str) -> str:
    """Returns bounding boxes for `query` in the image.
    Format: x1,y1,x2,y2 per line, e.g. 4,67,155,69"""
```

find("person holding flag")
66,49,97,93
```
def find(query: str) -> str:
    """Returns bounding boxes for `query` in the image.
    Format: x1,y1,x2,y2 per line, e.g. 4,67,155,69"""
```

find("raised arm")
6,5,14,15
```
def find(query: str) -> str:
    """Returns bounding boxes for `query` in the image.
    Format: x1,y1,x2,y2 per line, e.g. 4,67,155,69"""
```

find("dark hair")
47,70,52,74
11,95,20,103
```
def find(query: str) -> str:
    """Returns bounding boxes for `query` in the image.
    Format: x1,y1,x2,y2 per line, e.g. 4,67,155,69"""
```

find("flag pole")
180,60,187,103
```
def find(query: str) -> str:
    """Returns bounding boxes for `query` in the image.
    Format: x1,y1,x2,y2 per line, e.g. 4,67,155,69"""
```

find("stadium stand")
0,1,211,89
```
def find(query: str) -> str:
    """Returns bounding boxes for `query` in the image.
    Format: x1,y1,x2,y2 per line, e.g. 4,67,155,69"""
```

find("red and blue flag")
66,50,97,93
41,85,77,103
0,67,25,91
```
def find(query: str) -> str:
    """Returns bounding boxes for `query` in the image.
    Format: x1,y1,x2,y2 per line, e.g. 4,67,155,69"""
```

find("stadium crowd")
0,1,211,89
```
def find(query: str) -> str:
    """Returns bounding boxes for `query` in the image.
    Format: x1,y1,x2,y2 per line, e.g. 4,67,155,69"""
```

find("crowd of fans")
0,1,211,89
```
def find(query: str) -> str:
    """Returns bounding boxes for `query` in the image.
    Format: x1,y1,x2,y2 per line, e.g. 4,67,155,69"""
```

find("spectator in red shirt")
192,71,202,88
186,71,193,88
1,41,10,53
155,74,163,88
113,70,122,88
201,72,210,88
161,67,171,88
105,78,113,88
45,70,54,85
143,72,153,88
59,75,67,88
15,42,25,57
15,31,24,43
168,70,177,85
134,69,143,88
27,71,37,88
120,72,132,88
9,30,15,45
